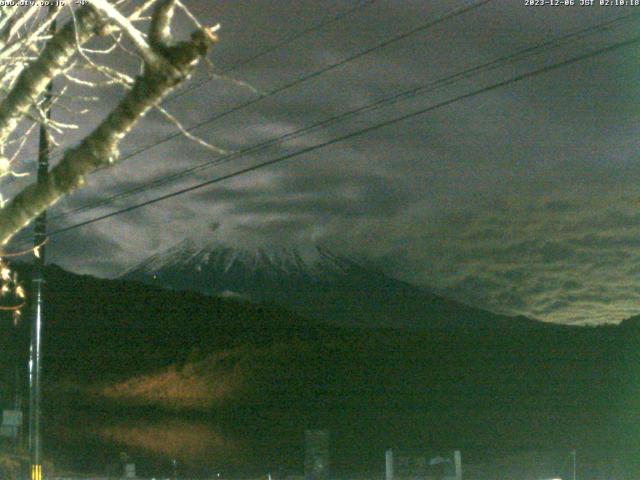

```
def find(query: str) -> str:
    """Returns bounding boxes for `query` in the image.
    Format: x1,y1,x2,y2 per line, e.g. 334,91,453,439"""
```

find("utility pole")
28,9,55,480
28,96,50,480
28,94,50,480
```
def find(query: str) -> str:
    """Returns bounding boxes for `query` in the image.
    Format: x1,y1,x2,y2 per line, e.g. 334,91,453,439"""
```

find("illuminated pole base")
31,464,42,480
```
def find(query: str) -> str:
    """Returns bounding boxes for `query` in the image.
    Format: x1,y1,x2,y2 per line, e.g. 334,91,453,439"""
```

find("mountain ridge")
121,240,549,331
0,262,637,477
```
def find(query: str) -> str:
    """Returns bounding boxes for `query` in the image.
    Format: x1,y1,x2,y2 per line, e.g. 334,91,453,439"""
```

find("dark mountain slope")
121,240,547,331
0,264,636,477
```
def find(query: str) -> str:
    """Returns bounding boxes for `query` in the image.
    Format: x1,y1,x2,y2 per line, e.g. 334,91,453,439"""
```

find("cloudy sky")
7,0,640,325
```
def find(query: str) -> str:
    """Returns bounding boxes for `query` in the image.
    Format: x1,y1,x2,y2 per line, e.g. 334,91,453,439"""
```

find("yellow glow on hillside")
98,420,240,465
96,348,248,410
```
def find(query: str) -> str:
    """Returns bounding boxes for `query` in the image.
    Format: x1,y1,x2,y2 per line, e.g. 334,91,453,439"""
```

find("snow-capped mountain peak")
121,239,540,331
123,240,359,283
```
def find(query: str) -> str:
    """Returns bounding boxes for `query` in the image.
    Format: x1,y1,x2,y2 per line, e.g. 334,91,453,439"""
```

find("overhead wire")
166,0,378,104
42,0,494,227
48,9,640,223
3,0,380,240
46,0,493,178
7,0,376,176
42,33,640,239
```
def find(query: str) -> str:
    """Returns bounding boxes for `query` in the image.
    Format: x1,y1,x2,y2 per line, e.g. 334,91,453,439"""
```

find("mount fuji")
121,239,544,330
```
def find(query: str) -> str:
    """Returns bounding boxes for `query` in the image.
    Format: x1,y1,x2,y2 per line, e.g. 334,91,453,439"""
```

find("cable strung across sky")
166,0,378,104
6,1,636,325
48,0,493,180
4,0,374,195
10,0,497,250
43,32,640,239
47,9,640,225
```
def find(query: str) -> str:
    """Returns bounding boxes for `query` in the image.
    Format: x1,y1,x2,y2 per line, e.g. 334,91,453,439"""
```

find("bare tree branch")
87,0,165,68
0,5,104,153
0,4,218,245
149,0,176,47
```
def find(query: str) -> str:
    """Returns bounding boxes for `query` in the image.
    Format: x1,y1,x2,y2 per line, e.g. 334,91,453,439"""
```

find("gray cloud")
13,0,640,326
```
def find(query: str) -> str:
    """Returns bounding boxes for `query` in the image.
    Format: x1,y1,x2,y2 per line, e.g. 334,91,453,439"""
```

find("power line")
10,0,375,181
44,34,640,238
49,9,640,223
46,0,492,222
6,1,378,236
56,0,376,98
51,0,492,179
167,0,378,104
